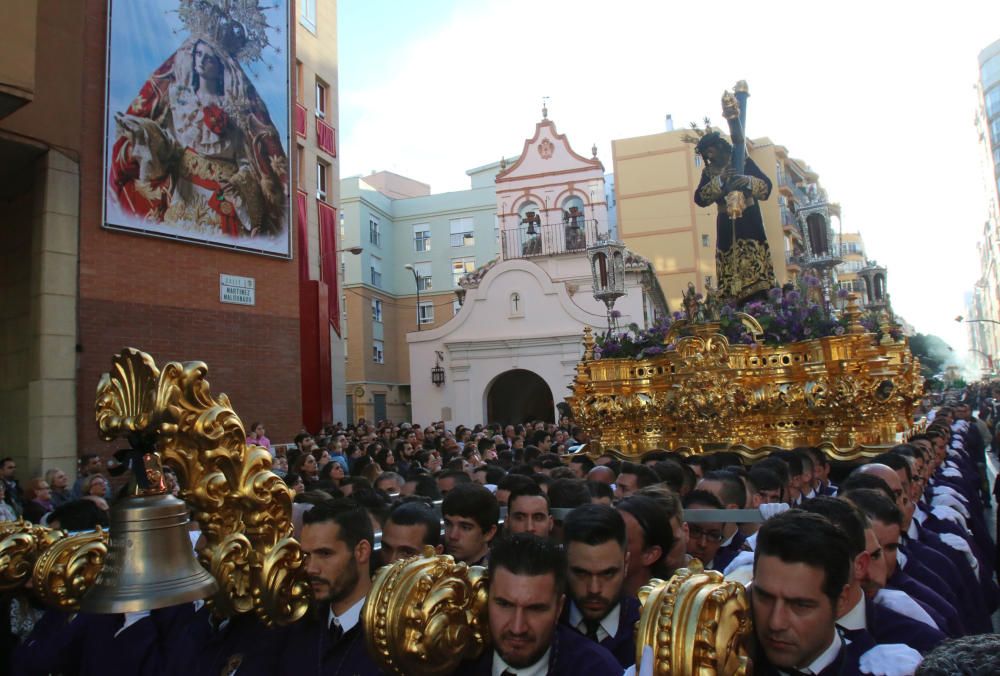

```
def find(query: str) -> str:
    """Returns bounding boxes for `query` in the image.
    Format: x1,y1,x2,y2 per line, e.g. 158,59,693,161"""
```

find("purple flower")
785,290,801,303
768,287,783,301
610,309,622,319
836,288,850,299
834,326,845,335
804,275,821,288
644,346,664,356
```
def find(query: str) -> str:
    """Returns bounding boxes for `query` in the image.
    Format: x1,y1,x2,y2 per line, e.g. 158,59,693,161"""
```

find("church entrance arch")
486,369,555,425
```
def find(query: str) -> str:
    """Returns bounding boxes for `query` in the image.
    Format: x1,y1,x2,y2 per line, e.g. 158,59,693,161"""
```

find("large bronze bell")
80,457,218,613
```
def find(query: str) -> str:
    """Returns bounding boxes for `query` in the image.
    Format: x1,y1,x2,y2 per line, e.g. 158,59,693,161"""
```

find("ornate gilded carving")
569,320,922,459
0,521,66,591
636,568,752,675
31,529,109,610
363,547,490,676
90,349,309,625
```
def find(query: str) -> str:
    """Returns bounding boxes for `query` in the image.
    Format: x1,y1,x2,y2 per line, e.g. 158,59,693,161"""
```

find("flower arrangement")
593,274,897,360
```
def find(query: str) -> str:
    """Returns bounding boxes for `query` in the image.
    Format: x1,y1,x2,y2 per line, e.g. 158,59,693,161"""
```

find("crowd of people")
4,399,1000,675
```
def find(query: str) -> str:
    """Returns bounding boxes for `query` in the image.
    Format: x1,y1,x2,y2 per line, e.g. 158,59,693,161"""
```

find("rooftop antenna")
542,96,550,119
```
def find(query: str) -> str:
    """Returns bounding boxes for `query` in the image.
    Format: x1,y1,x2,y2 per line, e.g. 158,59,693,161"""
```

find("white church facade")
407,113,668,425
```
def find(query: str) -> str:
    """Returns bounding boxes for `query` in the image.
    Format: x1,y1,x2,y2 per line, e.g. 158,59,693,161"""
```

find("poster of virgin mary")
103,0,291,257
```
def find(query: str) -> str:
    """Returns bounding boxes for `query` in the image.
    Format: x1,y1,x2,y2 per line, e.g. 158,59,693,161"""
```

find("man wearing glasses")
681,490,727,571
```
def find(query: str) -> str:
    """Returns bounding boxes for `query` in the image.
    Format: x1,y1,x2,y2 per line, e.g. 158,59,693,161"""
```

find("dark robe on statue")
694,156,777,303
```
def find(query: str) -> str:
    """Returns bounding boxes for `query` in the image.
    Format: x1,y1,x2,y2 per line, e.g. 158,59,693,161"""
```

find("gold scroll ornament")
91,348,309,625
363,547,490,675
636,567,752,675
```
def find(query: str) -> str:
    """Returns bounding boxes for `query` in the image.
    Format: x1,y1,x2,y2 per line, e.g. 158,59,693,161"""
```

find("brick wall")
75,0,303,456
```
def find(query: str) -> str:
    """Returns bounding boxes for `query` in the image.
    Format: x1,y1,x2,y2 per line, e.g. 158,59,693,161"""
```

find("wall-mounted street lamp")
404,264,421,331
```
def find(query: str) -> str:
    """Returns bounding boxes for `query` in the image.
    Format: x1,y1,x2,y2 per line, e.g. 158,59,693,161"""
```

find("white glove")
931,485,965,501
114,610,152,638
723,550,755,576
858,643,923,676
930,493,969,518
938,532,979,577
942,467,963,478
623,645,655,676
930,505,967,527
874,589,938,630
759,503,790,520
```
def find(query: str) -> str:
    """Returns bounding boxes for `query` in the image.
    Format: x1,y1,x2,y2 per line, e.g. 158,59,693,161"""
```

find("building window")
373,340,384,364
413,262,432,291
413,223,431,252
316,161,328,202
452,257,476,287
370,256,382,288
450,217,475,247
418,301,434,325
300,0,316,32
369,217,381,247
701,234,709,247
372,298,383,323
694,154,703,168
315,80,327,118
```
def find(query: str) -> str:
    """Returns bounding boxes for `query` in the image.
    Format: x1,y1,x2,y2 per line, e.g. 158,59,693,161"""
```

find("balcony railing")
787,244,843,268
501,219,602,260
316,117,336,156
295,102,307,138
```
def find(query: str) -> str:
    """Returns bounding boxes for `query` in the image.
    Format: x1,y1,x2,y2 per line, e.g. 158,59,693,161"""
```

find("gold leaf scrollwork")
363,549,490,676
31,529,109,610
636,568,751,675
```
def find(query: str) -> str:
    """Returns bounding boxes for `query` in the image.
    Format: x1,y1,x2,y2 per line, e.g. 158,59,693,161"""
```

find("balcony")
501,219,602,260
316,117,336,156
295,102,306,138
788,244,843,270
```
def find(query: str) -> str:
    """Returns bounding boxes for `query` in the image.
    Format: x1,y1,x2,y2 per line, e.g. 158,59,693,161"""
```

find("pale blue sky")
337,0,1000,369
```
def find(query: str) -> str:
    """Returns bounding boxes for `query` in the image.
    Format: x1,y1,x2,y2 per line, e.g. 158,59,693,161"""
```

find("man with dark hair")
283,498,380,674
380,500,443,565
560,505,639,668
472,464,506,487
769,450,805,504
506,482,553,538
915,634,1000,675
682,489,726,570
585,480,614,505
696,470,747,571
846,489,965,638
752,510,866,675
616,495,673,597
613,461,658,500
401,474,442,501
495,473,536,508
650,459,686,494
568,454,594,479
441,483,498,566
792,448,816,500
799,497,946,653
436,468,472,496
466,534,621,675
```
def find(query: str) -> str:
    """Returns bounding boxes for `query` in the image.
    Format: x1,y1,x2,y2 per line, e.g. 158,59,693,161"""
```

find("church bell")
80,491,218,613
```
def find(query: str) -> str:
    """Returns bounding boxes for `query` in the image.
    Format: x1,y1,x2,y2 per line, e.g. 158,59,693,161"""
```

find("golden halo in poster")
103,0,291,258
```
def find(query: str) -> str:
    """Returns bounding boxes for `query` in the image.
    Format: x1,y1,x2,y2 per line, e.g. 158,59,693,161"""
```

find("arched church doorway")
486,369,555,424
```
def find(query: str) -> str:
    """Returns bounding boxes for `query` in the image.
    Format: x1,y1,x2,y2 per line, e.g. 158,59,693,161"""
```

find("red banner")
296,190,309,281
317,200,340,335
316,117,336,156
295,102,307,138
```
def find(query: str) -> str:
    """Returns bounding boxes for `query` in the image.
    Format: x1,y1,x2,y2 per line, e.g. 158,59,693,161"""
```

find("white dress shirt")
492,648,552,676
568,600,621,642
